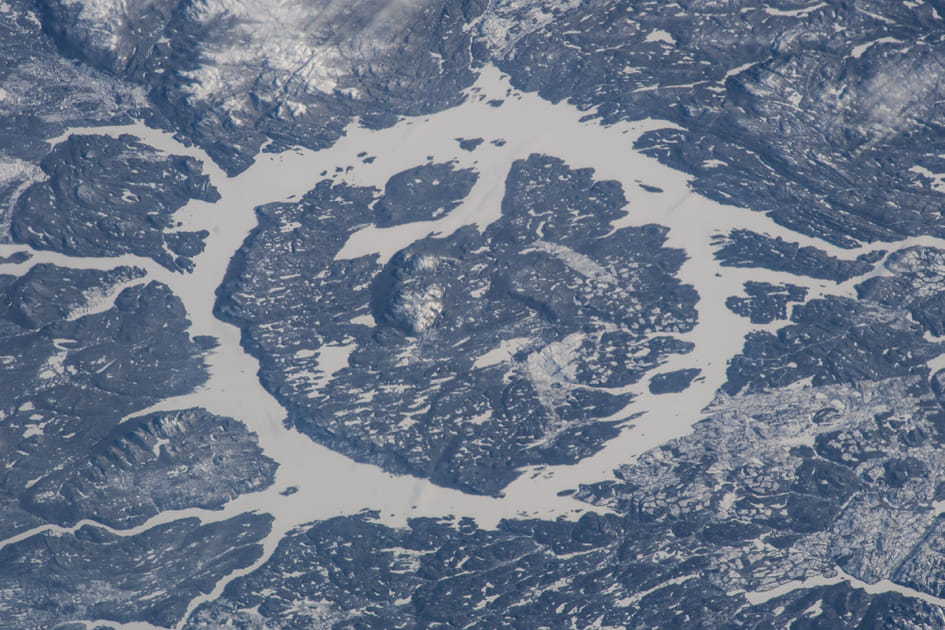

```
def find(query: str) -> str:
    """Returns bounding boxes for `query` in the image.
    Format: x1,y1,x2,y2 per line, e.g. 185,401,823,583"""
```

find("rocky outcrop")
12,133,218,270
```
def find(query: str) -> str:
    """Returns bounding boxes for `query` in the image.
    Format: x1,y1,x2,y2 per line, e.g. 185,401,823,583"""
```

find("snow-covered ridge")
180,0,427,105
54,0,441,111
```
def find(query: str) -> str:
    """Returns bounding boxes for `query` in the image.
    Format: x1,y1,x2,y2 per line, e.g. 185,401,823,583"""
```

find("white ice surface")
744,567,945,610
763,2,827,17
850,36,904,59
644,29,675,45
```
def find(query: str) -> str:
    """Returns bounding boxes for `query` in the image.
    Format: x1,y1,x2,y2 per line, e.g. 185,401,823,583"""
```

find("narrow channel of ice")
744,567,945,610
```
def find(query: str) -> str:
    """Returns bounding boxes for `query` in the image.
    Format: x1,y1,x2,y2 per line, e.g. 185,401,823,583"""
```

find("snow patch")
644,29,675,45
763,2,827,17
475,0,585,55
851,36,904,59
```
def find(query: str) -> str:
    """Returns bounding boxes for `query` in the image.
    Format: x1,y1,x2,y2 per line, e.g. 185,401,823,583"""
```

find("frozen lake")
1,64,932,627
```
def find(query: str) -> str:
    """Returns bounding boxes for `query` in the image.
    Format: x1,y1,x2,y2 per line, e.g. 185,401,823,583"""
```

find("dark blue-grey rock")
11,134,218,270
648,368,701,395
726,281,807,324
3,263,145,329
456,137,484,151
0,251,30,264
374,161,478,227
724,251,945,396
725,290,945,396
21,408,277,529
857,247,945,337
0,513,273,630
714,230,872,282
0,264,275,544
0,0,162,242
